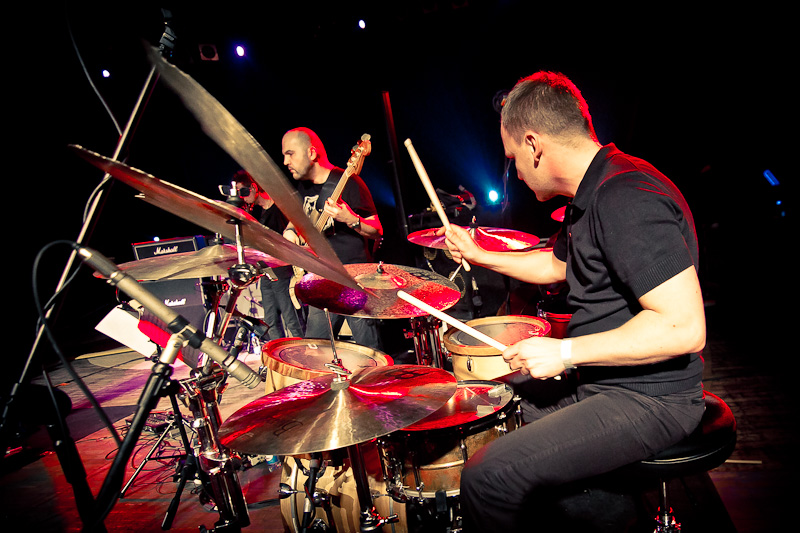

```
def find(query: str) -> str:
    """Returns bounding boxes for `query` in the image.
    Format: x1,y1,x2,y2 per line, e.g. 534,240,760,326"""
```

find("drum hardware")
179,370,251,531
377,381,520,532
119,380,194,501
404,315,446,368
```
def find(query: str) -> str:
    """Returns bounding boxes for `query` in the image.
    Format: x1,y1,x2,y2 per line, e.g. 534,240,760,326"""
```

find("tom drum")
443,315,550,381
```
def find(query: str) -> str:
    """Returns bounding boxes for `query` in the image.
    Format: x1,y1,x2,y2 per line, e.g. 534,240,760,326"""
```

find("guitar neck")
314,167,355,232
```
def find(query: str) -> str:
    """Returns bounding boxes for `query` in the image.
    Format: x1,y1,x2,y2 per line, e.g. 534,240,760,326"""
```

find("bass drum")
261,338,393,394
443,316,550,381
280,443,408,533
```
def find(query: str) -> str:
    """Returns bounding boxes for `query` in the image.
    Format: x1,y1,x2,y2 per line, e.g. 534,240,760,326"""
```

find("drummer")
280,127,384,351
440,72,706,531
230,170,305,340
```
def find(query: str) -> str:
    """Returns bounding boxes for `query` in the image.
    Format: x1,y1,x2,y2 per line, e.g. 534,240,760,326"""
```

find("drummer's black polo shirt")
553,144,703,395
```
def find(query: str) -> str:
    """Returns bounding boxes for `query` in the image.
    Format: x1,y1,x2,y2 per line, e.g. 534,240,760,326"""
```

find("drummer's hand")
502,337,566,379
324,198,359,226
439,225,481,264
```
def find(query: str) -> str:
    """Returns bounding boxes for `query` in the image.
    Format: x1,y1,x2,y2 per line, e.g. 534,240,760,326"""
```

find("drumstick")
396,290,563,380
404,139,470,272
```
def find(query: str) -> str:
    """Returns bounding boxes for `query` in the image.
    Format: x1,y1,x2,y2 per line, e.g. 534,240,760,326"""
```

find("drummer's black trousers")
459,380,704,532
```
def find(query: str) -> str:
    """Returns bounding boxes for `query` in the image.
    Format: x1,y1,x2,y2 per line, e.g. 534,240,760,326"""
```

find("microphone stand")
0,14,176,530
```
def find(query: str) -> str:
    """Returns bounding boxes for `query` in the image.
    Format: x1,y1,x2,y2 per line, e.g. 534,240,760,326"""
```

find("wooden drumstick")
404,139,470,272
396,290,562,380
398,290,505,350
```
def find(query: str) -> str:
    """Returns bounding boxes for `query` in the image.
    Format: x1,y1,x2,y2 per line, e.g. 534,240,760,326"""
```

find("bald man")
281,127,383,350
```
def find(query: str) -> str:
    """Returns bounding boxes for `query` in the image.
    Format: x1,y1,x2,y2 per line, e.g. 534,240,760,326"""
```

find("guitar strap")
317,168,343,213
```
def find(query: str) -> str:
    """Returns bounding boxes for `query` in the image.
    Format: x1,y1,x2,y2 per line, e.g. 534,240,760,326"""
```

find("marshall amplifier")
132,235,207,260
132,235,210,331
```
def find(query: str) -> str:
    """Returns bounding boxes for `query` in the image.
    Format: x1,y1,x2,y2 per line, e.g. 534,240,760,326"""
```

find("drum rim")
443,315,551,356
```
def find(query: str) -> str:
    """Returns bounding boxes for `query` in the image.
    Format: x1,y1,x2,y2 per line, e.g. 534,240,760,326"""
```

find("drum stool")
624,390,737,532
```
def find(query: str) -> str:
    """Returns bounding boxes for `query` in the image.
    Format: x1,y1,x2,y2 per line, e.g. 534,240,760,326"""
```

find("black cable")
32,240,122,447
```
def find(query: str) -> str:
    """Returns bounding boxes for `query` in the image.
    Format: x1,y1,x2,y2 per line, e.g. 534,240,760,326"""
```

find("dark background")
12,2,792,385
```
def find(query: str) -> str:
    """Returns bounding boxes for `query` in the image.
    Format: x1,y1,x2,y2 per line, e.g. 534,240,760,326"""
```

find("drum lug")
467,356,473,372
495,412,509,436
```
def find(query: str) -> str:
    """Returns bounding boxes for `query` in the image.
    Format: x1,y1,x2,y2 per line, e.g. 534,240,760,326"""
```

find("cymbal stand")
348,442,399,532
119,381,194,499
179,369,250,532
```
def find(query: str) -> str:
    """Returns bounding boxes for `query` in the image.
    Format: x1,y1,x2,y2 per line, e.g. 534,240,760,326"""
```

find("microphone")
75,245,264,389
232,310,270,341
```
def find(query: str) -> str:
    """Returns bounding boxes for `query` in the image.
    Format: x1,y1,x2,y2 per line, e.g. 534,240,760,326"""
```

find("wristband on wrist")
348,217,361,229
561,339,576,370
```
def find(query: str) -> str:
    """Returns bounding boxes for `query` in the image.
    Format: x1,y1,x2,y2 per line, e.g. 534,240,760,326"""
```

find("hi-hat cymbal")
293,263,461,318
218,365,457,456
70,146,358,291
408,226,540,252
105,244,287,281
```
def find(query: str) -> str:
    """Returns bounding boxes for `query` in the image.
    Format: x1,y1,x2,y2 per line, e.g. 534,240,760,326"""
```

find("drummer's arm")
443,225,566,285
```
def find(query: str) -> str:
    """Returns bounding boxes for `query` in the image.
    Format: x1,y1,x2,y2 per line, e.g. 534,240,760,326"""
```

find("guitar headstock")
347,133,371,175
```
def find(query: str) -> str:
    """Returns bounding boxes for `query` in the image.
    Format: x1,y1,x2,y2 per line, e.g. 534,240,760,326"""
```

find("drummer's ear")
524,132,542,161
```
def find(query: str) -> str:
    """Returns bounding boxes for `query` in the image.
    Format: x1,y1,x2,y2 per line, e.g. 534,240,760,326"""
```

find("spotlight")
358,19,366,29
235,45,246,57
101,69,111,78
488,190,500,203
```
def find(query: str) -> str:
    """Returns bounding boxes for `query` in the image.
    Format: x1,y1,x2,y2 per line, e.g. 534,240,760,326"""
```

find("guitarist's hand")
324,198,359,226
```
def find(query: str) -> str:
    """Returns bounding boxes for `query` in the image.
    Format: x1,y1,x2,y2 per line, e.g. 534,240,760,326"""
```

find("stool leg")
654,479,681,532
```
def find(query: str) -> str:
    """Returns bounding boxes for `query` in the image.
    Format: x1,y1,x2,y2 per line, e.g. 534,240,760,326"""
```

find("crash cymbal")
293,263,461,318
104,244,288,281
218,365,457,456
70,146,358,291
408,226,539,252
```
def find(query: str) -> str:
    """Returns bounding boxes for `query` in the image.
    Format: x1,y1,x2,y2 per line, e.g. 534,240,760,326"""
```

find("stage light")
488,189,500,203
235,45,246,57
102,69,111,78
763,169,780,186
358,19,366,29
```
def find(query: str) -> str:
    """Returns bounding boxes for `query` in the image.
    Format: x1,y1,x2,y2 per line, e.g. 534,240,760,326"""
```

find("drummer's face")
282,134,313,181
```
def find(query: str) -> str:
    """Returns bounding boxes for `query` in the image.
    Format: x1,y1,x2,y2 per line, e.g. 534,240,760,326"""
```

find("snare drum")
443,316,550,381
379,380,519,499
261,338,393,394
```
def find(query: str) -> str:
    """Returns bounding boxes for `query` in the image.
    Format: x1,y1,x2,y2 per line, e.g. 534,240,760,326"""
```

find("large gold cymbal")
218,365,457,456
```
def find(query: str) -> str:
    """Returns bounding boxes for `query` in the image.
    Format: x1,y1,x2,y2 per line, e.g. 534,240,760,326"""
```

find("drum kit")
67,47,566,533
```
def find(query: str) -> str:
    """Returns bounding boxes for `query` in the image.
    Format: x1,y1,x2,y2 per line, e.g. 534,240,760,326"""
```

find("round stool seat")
632,390,737,478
